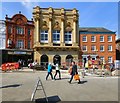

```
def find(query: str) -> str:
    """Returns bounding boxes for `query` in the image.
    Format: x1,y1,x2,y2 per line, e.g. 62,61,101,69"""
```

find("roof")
79,27,115,33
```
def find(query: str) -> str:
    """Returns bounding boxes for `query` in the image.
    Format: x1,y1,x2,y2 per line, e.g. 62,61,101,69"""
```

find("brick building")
2,12,34,65
79,27,116,63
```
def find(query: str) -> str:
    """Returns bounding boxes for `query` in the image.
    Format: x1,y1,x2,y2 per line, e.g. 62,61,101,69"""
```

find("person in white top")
54,63,61,80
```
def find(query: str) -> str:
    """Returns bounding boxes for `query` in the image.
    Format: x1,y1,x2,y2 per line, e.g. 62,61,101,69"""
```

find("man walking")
46,63,53,80
68,61,81,84
54,63,61,80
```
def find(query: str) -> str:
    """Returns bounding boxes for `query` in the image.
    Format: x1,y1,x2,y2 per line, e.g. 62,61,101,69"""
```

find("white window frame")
82,45,87,51
91,45,96,51
40,30,48,43
108,36,112,42
108,45,112,51
91,36,96,42
100,36,104,42
100,45,104,52
65,31,72,44
53,30,60,43
100,56,105,62
108,56,112,63
82,36,87,42
16,27,24,34
16,40,24,48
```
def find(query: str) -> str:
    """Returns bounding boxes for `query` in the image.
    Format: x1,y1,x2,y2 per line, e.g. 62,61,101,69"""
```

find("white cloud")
21,0,39,12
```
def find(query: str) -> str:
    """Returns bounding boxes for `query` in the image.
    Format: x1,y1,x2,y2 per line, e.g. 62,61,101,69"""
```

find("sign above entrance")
14,51,26,54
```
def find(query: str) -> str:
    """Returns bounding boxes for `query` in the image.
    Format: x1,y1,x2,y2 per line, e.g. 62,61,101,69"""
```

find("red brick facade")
79,29,116,63
5,12,34,49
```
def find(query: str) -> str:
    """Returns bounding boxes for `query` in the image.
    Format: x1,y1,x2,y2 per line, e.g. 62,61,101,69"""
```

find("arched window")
66,55,73,66
53,55,61,65
40,54,48,66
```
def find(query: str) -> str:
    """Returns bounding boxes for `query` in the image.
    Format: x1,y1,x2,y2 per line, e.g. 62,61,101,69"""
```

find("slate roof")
79,27,115,33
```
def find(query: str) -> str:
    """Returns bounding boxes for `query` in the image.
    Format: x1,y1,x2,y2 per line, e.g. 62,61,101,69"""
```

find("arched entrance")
66,55,73,66
40,54,48,66
53,55,61,65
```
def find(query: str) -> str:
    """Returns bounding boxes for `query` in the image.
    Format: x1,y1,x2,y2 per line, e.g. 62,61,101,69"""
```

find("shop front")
1,49,33,66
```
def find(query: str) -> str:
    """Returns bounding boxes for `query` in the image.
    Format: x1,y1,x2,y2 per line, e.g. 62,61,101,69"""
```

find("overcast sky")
1,1,119,38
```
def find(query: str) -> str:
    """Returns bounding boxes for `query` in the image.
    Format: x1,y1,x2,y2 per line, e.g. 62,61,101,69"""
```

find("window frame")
91,36,96,42
16,26,24,34
91,45,96,51
100,45,104,52
100,36,104,42
82,36,87,42
108,36,112,42
40,30,48,43
108,45,112,51
16,39,24,49
82,45,87,51
108,56,112,63
64,31,72,44
53,30,60,43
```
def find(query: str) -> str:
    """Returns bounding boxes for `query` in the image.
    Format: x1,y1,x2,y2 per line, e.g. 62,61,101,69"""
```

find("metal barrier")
31,77,48,102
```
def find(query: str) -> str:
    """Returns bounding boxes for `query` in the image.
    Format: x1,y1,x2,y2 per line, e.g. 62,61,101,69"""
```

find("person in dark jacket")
68,61,81,84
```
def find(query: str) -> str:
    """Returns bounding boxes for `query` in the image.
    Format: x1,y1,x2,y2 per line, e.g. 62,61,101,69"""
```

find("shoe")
78,81,81,84
68,81,71,84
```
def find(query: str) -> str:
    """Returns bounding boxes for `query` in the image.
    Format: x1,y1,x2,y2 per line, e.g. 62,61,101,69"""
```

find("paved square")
1,71,119,102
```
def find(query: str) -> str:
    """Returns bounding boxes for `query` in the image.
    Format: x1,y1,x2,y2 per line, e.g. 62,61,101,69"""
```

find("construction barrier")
1,62,19,71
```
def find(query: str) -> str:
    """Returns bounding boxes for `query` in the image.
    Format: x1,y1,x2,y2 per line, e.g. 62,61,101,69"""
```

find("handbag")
68,67,72,75
74,74,80,80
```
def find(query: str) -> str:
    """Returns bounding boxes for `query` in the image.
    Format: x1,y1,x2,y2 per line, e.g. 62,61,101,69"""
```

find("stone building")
33,6,80,65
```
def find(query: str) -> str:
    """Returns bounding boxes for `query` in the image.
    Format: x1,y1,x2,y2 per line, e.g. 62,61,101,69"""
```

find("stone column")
48,7,53,46
72,8,78,46
61,20,64,46
73,21,76,45
33,6,40,46
61,8,65,46
49,19,52,46
36,19,40,43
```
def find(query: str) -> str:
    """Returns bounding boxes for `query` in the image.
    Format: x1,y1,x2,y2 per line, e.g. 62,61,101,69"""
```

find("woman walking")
46,63,53,80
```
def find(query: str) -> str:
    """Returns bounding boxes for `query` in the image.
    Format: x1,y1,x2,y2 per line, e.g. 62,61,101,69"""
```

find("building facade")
3,12,34,65
33,6,80,65
80,27,116,63
0,20,6,49
116,38,120,60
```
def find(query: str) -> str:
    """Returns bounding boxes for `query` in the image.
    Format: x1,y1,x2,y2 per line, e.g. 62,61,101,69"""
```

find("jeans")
46,72,53,80
54,70,61,79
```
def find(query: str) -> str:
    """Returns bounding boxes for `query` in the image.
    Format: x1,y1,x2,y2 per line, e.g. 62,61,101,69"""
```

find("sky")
1,1,119,38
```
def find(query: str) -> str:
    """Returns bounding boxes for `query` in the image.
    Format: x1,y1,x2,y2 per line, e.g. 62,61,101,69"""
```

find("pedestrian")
87,55,92,73
54,63,61,80
68,61,81,84
46,63,53,80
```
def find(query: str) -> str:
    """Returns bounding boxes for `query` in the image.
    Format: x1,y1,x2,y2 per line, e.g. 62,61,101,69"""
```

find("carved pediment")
65,22,72,31
41,21,49,30
16,18,24,25
53,21,61,30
